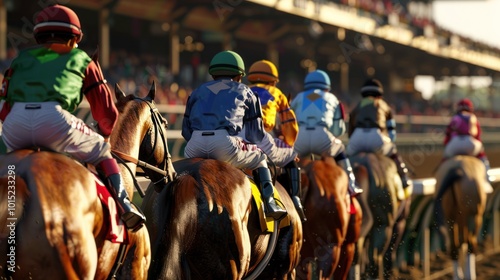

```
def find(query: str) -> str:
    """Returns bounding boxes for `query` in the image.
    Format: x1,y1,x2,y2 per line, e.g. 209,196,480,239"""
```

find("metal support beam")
267,44,279,67
99,9,110,69
170,23,180,75
340,62,349,94
223,33,232,50
0,0,6,61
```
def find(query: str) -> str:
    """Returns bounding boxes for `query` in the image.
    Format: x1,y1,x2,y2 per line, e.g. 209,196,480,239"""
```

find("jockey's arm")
244,94,266,144
331,102,346,137
83,60,118,137
277,93,298,146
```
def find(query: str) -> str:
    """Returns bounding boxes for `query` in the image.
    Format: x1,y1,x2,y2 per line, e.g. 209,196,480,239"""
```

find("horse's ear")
147,81,156,101
115,83,126,101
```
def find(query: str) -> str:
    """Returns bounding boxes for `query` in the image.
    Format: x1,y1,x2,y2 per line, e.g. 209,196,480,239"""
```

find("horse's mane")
115,94,135,113
112,94,144,150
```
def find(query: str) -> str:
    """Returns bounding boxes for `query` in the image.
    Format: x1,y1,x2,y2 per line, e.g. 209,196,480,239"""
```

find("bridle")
111,97,174,196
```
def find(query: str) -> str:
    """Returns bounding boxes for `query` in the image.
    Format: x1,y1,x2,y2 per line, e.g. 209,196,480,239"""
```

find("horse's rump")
435,156,487,250
0,150,103,280
144,158,302,279
435,156,487,213
145,158,253,279
350,153,399,226
296,156,349,279
349,152,401,279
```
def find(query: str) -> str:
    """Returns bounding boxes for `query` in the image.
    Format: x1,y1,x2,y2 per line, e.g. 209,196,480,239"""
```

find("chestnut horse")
434,155,487,280
295,156,362,280
349,152,405,280
142,158,303,279
0,83,175,279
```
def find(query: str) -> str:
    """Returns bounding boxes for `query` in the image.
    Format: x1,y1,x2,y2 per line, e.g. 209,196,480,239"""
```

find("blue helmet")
304,70,331,90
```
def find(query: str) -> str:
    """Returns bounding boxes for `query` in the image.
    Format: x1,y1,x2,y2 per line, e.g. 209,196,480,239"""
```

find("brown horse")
295,156,361,280
142,158,303,279
434,155,487,280
349,152,405,280
0,83,175,279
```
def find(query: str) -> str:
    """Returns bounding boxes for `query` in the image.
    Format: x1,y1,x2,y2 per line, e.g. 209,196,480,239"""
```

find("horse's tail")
434,166,462,226
150,174,199,280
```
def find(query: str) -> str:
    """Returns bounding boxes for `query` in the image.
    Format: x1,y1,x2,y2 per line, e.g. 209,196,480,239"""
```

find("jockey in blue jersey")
291,70,363,196
182,50,288,221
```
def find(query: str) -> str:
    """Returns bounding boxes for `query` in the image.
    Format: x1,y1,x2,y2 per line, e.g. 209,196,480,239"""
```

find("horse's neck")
110,126,144,177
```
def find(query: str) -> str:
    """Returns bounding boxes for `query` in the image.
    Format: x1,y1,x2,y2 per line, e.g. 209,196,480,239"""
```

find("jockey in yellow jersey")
0,4,145,231
247,60,306,222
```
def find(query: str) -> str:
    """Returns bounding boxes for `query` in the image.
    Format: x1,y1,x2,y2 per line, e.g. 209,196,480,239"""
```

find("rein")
111,149,168,177
111,96,173,197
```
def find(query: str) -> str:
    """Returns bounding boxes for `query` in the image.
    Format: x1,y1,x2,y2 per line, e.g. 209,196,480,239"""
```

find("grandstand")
2,0,500,118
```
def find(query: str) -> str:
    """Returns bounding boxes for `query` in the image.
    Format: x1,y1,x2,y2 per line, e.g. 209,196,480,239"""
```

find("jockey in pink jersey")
443,98,493,184
291,69,363,197
182,50,290,221
346,78,411,196
0,4,145,231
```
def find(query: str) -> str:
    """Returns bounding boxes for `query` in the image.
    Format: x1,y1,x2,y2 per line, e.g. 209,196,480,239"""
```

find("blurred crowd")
1,47,499,127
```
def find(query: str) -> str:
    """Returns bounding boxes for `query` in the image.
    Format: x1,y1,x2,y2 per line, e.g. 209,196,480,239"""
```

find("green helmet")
209,50,246,77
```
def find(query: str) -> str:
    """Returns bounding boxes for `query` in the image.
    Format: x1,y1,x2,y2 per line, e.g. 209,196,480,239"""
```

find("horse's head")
111,82,176,192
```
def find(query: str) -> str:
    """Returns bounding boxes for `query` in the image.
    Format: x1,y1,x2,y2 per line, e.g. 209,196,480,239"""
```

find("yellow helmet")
247,60,279,83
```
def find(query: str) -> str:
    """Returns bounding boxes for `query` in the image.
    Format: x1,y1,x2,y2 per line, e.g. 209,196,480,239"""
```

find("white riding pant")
347,128,396,156
2,102,111,166
184,130,268,170
294,125,345,158
444,135,483,158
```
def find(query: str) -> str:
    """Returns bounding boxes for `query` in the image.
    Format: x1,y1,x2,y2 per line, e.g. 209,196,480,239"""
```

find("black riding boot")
286,167,307,222
253,167,288,221
390,154,411,189
100,158,146,232
337,158,363,197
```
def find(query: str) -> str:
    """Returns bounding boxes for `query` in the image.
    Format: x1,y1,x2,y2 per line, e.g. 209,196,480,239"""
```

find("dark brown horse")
142,158,303,279
349,152,406,280
434,155,487,280
295,156,361,280
0,83,175,279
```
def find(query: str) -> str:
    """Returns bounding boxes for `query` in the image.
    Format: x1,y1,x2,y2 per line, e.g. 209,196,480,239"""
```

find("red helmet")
456,98,474,112
33,5,83,43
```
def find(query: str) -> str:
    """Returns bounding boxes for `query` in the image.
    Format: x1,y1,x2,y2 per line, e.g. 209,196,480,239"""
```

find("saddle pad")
250,180,291,233
93,175,127,244
349,196,357,214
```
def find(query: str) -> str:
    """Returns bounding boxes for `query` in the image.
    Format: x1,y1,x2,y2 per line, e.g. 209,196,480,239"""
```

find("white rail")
411,168,500,196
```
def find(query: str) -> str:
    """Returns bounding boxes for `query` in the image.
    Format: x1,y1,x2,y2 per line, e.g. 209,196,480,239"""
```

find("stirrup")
121,211,145,232
349,183,363,197
120,202,146,232
265,199,287,221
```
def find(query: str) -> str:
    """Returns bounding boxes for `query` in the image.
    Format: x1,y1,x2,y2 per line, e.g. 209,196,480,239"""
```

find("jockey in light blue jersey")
291,69,363,196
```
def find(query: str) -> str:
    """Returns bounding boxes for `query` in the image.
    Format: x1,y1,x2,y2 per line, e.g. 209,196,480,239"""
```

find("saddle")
249,178,290,233
85,161,130,243
92,172,127,243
